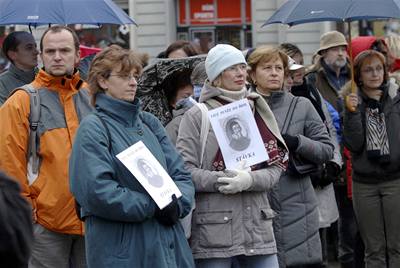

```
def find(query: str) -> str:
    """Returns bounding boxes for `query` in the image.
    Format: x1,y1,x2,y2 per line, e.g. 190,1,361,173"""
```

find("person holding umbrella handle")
343,49,400,268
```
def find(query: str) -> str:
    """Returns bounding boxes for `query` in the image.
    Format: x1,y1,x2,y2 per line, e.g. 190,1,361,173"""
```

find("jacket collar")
8,63,36,84
33,68,84,93
95,93,141,127
252,86,286,108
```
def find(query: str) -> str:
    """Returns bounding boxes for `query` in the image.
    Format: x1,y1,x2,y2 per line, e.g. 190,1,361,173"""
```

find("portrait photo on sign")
136,158,164,188
222,116,251,151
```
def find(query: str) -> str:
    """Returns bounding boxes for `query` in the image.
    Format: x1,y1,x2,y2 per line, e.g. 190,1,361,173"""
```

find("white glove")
217,161,253,194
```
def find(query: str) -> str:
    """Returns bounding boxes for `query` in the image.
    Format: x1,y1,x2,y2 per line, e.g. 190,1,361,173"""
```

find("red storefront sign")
178,0,251,26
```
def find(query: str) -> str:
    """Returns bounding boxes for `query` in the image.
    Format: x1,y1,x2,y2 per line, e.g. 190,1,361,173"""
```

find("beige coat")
176,81,285,259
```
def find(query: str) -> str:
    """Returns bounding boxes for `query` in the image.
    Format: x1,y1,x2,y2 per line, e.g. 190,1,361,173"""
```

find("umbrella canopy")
0,0,136,26
263,0,400,26
263,0,400,106
137,55,206,125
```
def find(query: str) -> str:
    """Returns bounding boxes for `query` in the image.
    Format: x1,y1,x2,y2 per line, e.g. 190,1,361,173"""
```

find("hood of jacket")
351,36,377,60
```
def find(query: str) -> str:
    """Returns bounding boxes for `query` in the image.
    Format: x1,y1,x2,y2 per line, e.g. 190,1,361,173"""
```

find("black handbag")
282,97,322,176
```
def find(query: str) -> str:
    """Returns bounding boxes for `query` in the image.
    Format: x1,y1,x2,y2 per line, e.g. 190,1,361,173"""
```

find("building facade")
128,0,335,64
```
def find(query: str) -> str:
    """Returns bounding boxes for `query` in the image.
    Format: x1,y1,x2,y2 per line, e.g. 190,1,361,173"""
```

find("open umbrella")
263,0,400,26
263,0,400,104
0,0,136,26
137,55,206,125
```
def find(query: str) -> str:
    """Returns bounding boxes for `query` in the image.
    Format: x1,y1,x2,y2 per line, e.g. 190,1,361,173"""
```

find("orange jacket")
0,69,92,235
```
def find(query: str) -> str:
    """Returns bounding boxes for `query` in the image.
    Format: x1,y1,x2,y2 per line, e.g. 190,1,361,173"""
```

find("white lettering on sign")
27,16,39,20
202,4,214,11
194,12,214,19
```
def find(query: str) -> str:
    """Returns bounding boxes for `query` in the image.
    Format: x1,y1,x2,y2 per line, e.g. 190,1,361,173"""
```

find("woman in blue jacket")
69,45,195,268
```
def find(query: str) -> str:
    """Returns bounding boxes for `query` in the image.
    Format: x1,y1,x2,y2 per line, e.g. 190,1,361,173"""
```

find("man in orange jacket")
0,26,92,267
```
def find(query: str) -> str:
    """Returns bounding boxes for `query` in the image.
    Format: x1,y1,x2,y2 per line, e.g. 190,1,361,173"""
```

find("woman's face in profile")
100,66,140,103
171,84,194,108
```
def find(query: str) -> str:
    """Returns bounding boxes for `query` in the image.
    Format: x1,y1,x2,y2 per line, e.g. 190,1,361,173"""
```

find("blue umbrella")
263,0,400,106
0,0,136,26
263,0,400,26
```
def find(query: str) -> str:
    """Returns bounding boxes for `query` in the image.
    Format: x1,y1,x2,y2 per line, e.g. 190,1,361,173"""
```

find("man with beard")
305,31,354,268
306,31,350,112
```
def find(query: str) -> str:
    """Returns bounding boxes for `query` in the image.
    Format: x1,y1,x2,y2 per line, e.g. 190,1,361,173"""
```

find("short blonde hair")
87,45,143,105
247,46,289,85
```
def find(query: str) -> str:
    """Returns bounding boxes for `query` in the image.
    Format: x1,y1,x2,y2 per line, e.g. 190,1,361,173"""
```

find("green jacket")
69,93,195,267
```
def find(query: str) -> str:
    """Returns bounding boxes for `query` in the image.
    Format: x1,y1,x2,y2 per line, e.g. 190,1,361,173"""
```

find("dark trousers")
335,184,357,266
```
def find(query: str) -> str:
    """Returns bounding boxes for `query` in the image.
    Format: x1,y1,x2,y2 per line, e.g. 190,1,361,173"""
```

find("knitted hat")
205,44,246,82
317,31,348,55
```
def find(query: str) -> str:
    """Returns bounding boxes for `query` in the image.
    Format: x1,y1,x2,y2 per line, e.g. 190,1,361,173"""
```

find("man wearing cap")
306,31,350,111
306,31,355,268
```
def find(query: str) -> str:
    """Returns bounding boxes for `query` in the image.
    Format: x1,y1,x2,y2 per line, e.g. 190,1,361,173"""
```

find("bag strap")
282,97,299,135
93,113,112,152
196,103,210,168
15,85,41,175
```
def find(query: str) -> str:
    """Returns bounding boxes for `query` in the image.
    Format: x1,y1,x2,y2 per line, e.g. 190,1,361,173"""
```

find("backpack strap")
196,103,210,168
16,85,41,175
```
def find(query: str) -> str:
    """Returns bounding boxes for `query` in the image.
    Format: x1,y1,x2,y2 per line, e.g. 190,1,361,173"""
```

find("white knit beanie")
205,44,246,82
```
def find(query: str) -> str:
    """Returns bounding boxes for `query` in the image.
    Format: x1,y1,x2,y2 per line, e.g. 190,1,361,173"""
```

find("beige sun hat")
317,31,348,55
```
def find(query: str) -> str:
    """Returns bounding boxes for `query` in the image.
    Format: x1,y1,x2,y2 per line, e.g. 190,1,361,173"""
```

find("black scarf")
365,98,390,163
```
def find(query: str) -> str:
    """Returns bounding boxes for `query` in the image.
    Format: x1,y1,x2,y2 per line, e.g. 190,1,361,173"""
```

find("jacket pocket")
258,208,276,243
196,211,233,248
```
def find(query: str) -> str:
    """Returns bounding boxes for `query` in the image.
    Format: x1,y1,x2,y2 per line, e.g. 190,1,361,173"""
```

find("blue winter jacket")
69,93,195,268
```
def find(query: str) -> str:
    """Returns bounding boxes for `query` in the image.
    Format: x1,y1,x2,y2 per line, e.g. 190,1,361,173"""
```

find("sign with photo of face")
208,98,269,170
116,141,182,209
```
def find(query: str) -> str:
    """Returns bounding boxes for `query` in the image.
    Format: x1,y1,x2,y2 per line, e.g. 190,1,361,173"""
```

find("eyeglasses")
361,65,384,75
109,73,140,81
224,64,247,73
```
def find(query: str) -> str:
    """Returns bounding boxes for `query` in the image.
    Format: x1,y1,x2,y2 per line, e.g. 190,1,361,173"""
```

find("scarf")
365,99,390,163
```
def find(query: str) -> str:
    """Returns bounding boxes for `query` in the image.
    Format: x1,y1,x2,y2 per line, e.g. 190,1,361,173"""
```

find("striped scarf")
365,99,390,163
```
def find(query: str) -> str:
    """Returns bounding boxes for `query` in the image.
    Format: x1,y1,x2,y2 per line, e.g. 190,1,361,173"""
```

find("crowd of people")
1,25,400,268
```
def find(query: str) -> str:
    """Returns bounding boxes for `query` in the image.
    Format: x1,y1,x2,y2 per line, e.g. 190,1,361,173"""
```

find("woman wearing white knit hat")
176,44,288,268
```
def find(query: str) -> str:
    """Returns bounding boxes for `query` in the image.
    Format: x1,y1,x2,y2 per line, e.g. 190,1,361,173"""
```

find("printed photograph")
223,116,251,151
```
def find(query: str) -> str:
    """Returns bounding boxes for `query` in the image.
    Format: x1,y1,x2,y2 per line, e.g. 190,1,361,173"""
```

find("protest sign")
208,99,269,169
116,141,182,209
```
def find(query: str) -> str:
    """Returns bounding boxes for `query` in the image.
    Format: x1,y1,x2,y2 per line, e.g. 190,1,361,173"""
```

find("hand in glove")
323,161,341,185
217,161,253,194
154,194,180,226
282,134,299,152
310,162,341,188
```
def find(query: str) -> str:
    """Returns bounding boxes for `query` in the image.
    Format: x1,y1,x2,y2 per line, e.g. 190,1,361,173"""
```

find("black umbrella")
137,55,206,125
